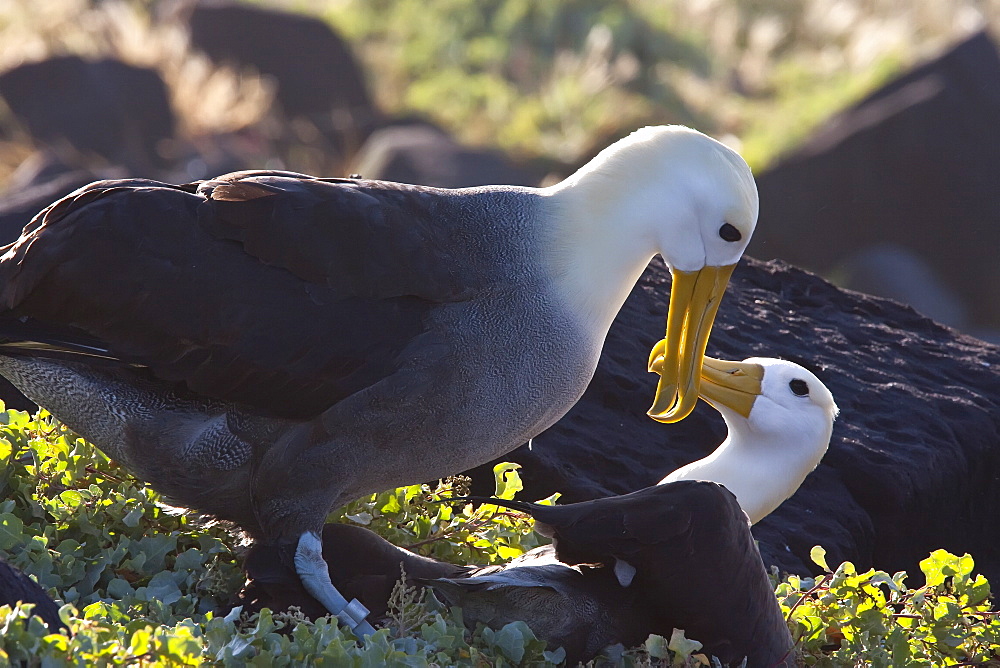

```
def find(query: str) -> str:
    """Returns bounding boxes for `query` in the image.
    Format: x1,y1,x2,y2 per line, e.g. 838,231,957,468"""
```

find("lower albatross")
0,126,757,635
453,356,838,574
443,356,836,664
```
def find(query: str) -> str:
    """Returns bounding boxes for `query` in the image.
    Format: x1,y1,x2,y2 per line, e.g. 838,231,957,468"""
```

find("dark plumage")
0,127,758,633
455,482,795,667
420,546,652,666
0,557,66,632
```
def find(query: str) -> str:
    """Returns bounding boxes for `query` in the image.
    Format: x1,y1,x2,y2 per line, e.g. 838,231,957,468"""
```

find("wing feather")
0,173,484,418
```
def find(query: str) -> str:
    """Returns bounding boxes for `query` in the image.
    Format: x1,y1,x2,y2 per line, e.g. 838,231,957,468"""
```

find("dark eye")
789,379,809,396
719,223,741,242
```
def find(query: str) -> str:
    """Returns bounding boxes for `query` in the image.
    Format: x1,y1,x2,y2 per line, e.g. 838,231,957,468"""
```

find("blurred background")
1,0,999,342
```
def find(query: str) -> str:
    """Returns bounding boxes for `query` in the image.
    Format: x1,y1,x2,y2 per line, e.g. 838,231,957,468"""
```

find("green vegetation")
322,0,912,169
781,547,999,666
323,0,709,162
316,0,983,171
0,406,997,666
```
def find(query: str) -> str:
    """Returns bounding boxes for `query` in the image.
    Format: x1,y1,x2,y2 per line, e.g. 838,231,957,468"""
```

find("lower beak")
649,355,763,417
646,264,737,423
698,356,764,417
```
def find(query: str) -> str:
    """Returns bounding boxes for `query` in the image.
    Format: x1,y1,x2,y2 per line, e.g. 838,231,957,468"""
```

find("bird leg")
294,531,376,637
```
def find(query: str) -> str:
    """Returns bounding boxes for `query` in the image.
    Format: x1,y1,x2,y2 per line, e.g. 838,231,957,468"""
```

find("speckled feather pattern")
0,173,595,541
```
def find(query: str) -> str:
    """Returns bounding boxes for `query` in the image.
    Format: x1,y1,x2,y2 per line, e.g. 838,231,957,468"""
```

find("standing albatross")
0,126,757,635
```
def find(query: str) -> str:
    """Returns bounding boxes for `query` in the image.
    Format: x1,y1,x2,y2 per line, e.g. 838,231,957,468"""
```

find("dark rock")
749,30,1000,335
351,124,546,188
184,0,378,161
473,256,1000,586
0,56,175,175
0,557,66,632
4,151,83,194
835,243,967,330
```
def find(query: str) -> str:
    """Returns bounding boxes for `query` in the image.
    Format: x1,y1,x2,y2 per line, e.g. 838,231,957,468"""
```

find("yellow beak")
646,264,737,423
649,354,764,418
698,356,764,417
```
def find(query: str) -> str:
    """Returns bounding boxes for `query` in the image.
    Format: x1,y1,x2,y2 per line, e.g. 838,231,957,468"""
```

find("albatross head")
550,126,758,424
656,356,838,523
640,129,758,424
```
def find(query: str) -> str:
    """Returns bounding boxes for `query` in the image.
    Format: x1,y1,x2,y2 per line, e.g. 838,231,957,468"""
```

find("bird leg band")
294,531,376,637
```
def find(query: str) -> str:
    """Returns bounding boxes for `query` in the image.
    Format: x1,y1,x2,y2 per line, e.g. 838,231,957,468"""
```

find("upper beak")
698,356,764,417
646,264,737,423
649,354,763,417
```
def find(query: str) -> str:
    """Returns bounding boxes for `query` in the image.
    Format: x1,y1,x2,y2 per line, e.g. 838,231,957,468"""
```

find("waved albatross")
0,126,757,635
455,356,837,564
444,481,796,666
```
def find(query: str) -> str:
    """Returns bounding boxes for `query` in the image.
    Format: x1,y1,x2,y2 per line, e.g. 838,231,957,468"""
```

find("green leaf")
492,462,522,500
173,548,206,572
920,550,953,588
381,494,402,514
966,575,991,607
141,571,183,606
811,545,831,572
129,627,151,656
542,646,567,664
0,513,24,550
492,621,532,663
346,511,373,525
644,633,670,659
668,628,703,663
495,544,522,560
133,535,176,573
954,553,975,578
106,578,135,599
121,507,143,528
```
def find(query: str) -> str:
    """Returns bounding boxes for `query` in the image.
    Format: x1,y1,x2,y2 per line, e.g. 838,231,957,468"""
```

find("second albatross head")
657,356,839,524
548,126,758,424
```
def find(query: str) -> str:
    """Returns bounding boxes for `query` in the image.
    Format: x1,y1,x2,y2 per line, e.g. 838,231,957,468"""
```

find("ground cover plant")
0,2,998,664
0,405,997,666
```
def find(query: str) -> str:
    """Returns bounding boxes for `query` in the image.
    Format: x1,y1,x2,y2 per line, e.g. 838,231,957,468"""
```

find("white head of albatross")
657,357,839,524
544,126,758,423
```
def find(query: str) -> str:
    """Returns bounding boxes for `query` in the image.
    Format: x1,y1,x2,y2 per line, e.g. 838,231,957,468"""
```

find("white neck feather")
539,177,657,340
661,410,832,524
533,125,756,347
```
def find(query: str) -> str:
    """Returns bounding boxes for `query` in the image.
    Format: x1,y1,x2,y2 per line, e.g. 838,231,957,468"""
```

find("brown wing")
461,483,721,566
0,173,483,418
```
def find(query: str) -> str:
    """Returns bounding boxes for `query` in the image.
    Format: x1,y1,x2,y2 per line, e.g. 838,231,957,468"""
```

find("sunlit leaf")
811,545,830,572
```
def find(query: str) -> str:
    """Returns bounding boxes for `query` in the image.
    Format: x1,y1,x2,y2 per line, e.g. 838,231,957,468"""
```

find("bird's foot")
294,531,376,638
